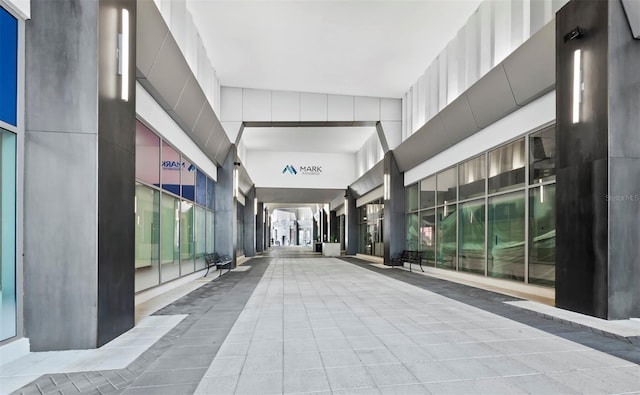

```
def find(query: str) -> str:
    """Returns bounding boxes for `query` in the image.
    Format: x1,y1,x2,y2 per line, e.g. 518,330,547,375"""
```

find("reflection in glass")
420,176,436,209
206,177,215,209
0,130,16,341
181,157,196,201
135,184,160,292
488,192,525,281
160,194,180,282
458,200,485,275
420,209,436,266
135,120,160,186
206,211,214,254
161,143,181,195
195,206,206,271
406,183,418,212
195,169,207,206
459,156,486,200
529,184,556,286
180,200,195,275
358,199,384,256
406,213,419,250
436,204,456,270
237,203,245,255
530,126,556,184
488,139,525,193
436,167,457,205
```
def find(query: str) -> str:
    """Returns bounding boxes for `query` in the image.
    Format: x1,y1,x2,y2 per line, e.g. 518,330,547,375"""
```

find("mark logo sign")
282,165,323,175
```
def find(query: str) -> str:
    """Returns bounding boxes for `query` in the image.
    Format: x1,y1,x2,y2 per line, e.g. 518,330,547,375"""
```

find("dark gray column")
556,0,640,319
215,146,237,267
266,208,271,248
330,211,338,243
312,218,318,243
243,186,256,257
383,151,405,266
345,188,358,255
24,0,136,351
256,202,264,252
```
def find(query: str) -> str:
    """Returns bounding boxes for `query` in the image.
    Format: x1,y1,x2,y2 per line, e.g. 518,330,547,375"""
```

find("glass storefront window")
406,183,418,212
530,126,556,184
488,138,526,193
459,155,486,200
436,204,456,270
135,121,160,186
357,199,384,257
134,184,160,292
405,212,419,250
206,177,215,209
0,129,16,341
180,200,195,274
420,175,436,209
195,206,206,271
206,210,214,253
529,184,556,286
161,144,181,196
237,203,245,255
181,157,195,201
160,194,180,282
488,192,525,281
195,169,207,206
458,200,485,275
436,167,457,205
420,209,436,265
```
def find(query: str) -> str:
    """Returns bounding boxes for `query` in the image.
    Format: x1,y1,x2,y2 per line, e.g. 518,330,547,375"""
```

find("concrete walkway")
6,247,640,394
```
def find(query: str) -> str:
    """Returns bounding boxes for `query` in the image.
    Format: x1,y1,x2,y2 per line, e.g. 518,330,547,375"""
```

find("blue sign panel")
0,7,17,126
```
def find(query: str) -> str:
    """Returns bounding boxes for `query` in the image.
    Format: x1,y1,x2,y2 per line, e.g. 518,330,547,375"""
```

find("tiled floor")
4,248,640,394
193,253,639,394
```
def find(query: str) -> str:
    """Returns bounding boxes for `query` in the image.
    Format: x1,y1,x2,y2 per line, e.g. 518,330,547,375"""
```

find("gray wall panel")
146,33,190,110
23,131,98,351
96,0,136,346
466,65,518,129
25,0,98,134
136,0,168,77
439,94,479,144
503,22,555,105
174,76,206,133
608,157,640,319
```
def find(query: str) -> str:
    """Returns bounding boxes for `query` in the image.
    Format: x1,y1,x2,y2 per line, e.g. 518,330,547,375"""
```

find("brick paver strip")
12,259,270,395
339,257,640,364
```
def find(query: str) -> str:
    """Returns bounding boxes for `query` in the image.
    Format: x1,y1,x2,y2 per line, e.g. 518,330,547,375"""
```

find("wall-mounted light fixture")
383,174,391,200
539,179,545,203
344,198,348,216
233,162,241,198
118,9,130,101
573,49,582,124
254,198,258,216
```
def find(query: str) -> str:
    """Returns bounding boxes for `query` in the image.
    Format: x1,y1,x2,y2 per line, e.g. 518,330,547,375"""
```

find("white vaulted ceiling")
187,0,483,98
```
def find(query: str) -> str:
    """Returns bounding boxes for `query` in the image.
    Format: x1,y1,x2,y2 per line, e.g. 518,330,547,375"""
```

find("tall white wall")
401,0,567,140
354,133,383,179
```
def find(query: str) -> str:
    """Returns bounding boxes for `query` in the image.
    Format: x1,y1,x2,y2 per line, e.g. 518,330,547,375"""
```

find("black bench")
390,250,424,272
204,253,232,277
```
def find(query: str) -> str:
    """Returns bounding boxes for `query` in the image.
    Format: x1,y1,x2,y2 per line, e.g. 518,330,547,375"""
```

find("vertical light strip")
540,179,544,203
121,9,130,101
344,199,348,216
572,49,581,124
383,174,390,200
233,168,238,198
254,198,257,215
